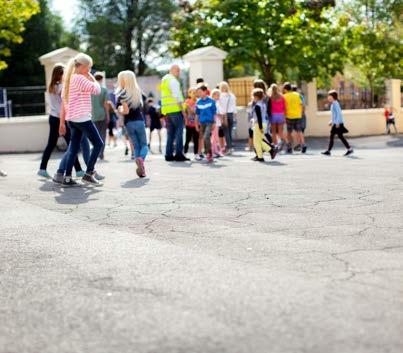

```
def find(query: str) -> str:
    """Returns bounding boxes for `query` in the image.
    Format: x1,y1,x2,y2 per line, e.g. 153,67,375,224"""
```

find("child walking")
116,70,148,178
57,53,104,187
184,88,199,157
211,89,223,157
269,83,286,149
195,86,217,163
384,105,398,135
322,90,353,156
252,88,277,162
38,64,84,179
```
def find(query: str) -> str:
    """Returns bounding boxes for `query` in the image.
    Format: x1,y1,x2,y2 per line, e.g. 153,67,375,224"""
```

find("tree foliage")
0,0,78,86
341,0,402,84
0,0,39,71
171,0,347,83
78,0,177,76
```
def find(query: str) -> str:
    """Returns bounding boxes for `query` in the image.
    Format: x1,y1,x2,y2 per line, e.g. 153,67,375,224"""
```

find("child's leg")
337,132,351,150
64,123,83,177
328,132,335,151
136,122,148,160
203,124,212,155
184,126,192,154
193,128,199,155
253,124,264,158
270,124,278,145
82,121,104,174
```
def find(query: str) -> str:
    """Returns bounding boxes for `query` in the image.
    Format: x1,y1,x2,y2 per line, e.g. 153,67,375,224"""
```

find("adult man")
161,65,189,162
91,72,110,160
283,82,307,154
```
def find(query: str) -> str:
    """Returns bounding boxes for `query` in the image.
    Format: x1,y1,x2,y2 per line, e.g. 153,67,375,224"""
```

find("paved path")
0,136,402,353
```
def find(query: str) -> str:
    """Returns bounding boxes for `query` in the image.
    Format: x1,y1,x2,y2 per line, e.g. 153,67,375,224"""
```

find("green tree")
341,0,403,105
171,0,347,84
0,0,72,86
0,0,39,71
78,0,177,76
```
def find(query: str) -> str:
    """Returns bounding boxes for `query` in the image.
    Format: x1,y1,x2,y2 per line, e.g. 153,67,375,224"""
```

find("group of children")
181,80,237,162
246,79,355,160
15,51,402,188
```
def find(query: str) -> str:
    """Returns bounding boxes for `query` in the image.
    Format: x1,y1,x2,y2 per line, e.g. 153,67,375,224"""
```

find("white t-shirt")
218,92,237,114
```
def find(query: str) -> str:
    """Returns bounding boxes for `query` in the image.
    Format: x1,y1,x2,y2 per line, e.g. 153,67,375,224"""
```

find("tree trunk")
123,26,134,71
261,63,274,86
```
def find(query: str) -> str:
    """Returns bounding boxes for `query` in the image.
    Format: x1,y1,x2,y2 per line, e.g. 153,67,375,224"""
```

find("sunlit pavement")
0,135,402,353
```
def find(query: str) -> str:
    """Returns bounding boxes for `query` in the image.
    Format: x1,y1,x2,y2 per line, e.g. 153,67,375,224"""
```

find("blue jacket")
196,97,217,124
331,100,344,125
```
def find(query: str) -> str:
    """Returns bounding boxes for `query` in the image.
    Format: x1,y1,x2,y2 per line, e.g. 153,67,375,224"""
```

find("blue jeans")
165,112,184,158
125,120,148,160
58,135,90,174
65,120,103,176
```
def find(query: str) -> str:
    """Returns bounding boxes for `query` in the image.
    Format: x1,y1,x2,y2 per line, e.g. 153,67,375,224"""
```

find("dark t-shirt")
116,93,147,125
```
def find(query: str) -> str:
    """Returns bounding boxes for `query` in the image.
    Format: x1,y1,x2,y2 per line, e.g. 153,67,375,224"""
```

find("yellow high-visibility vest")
160,74,184,115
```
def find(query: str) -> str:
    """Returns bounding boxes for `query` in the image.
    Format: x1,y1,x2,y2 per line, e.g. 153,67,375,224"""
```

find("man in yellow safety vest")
161,64,189,162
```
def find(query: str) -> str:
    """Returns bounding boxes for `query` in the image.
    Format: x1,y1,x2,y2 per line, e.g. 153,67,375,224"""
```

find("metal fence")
228,77,255,106
317,87,387,111
5,86,46,116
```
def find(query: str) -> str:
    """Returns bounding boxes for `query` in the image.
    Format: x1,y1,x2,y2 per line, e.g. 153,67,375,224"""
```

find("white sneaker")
0,170,7,177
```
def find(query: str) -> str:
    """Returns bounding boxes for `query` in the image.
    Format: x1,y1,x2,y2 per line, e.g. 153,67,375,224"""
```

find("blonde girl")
58,53,103,187
218,81,237,153
269,83,286,148
116,70,148,178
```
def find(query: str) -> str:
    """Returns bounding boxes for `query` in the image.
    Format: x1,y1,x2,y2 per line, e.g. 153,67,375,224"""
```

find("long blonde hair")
63,53,93,103
219,81,232,94
270,83,282,101
116,70,142,108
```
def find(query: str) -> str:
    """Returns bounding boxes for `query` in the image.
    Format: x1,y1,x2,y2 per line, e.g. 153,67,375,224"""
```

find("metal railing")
317,87,387,111
5,86,46,116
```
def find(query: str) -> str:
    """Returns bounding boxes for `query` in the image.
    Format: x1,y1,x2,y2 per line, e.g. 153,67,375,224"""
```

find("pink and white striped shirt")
64,74,101,122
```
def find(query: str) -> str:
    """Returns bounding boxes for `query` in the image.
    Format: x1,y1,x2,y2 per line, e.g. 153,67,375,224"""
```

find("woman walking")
37,64,84,178
218,81,236,153
322,90,353,156
116,70,148,178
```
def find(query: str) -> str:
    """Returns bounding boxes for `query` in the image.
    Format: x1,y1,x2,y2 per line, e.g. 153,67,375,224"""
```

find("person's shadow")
121,178,150,188
40,181,102,205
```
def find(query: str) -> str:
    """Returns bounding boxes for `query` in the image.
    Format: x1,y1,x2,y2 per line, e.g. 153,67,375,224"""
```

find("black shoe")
252,156,265,162
82,173,103,186
62,176,80,187
174,154,190,162
321,150,331,156
344,149,354,156
294,144,301,152
301,145,307,154
165,156,175,162
286,147,293,154
270,148,278,160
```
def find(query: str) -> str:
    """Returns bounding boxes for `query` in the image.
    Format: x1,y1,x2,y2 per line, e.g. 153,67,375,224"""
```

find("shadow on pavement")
167,162,193,168
121,178,150,188
39,181,102,204
266,160,287,166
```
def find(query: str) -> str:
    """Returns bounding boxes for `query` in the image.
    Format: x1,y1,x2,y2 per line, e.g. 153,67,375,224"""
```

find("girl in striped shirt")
58,53,104,187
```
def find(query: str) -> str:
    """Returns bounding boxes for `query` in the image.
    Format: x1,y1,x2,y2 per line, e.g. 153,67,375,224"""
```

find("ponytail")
63,53,93,103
